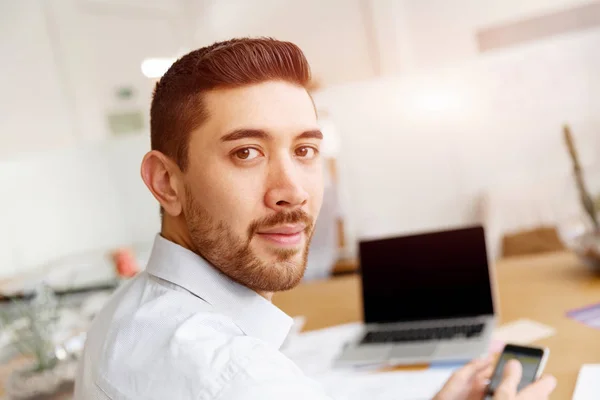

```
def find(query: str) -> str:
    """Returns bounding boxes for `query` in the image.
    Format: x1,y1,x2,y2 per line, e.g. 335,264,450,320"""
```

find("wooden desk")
274,251,600,399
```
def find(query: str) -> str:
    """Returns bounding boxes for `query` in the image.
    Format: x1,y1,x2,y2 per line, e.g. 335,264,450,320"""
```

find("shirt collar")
145,234,293,349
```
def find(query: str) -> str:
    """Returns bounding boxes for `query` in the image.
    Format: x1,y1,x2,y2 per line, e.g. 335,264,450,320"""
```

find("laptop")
335,225,496,367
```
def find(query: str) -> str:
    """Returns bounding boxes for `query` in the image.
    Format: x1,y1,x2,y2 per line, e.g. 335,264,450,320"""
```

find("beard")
183,185,315,292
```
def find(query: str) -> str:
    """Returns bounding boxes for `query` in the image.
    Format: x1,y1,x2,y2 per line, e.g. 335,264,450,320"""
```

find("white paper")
319,369,455,400
573,365,600,400
492,318,555,345
281,322,364,376
282,322,459,400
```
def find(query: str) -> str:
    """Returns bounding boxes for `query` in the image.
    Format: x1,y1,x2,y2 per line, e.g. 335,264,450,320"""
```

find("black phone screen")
487,345,545,395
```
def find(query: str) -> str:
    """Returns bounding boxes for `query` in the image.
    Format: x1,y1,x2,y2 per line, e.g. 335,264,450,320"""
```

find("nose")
264,157,309,212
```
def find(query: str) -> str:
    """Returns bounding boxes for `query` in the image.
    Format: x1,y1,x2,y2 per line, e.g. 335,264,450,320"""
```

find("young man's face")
182,81,324,292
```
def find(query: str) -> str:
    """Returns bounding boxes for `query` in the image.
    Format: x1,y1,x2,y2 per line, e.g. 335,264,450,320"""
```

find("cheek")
187,156,264,235
207,173,265,230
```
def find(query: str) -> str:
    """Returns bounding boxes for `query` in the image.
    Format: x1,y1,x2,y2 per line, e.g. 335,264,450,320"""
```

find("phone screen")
487,345,545,395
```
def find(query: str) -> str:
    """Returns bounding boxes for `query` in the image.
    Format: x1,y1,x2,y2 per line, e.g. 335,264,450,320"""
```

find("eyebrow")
297,130,323,140
220,129,323,142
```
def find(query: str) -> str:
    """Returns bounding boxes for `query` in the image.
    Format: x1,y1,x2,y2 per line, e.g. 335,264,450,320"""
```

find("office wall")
1,1,600,277
0,0,75,159
47,0,184,142
190,0,379,85
0,0,183,159
0,144,131,277
314,26,600,257
4,0,595,158
0,134,159,279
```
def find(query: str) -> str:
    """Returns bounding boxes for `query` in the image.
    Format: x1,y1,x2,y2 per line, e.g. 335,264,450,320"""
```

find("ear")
140,150,184,217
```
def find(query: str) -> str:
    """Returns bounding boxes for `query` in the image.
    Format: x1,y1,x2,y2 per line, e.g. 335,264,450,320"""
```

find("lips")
257,224,306,235
256,224,306,246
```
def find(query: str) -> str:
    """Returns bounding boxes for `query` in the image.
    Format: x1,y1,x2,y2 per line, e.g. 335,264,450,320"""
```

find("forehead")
200,81,318,139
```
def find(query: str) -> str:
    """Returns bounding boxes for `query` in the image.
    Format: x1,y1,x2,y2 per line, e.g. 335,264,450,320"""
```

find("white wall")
101,135,160,246
0,0,185,159
47,0,184,142
191,0,378,86
0,135,159,279
0,0,75,159
189,0,600,78
0,144,126,277
3,0,598,159
314,26,600,258
1,0,600,277
0,0,170,278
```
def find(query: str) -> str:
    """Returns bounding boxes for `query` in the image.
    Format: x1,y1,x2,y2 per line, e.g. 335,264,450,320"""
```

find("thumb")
494,359,522,399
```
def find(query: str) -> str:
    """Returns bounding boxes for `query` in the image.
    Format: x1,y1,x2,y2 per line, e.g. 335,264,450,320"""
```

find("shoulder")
81,275,328,399
81,275,238,398
96,311,312,399
84,280,305,399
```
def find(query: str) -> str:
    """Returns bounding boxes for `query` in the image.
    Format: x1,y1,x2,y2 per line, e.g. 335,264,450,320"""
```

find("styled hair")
150,37,312,171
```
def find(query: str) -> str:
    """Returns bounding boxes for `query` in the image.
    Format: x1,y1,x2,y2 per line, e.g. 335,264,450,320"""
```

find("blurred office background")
2,1,600,398
1,0,599,292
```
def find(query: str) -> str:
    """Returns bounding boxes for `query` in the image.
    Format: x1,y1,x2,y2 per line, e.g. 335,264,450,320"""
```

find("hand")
493,359,556,399
433,357,494,400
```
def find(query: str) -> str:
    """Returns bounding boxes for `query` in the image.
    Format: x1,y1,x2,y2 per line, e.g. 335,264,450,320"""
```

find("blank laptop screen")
359,226,494,324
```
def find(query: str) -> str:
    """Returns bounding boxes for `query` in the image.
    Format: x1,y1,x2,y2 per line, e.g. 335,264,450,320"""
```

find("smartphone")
485,344,549,398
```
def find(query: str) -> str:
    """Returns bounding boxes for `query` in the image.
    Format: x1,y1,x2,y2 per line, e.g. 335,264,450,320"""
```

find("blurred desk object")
274,250,600,399
501,226,565,258
331,258,359,276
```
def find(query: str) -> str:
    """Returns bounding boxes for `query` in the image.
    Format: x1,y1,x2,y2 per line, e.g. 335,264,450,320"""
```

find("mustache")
248,209,314,238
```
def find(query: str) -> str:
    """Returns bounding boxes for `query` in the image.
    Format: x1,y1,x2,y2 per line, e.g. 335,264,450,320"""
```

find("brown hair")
150,37,312,171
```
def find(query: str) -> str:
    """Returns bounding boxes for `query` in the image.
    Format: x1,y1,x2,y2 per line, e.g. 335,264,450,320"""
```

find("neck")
161,216,275,302
259,291,274,301
160,215,195,253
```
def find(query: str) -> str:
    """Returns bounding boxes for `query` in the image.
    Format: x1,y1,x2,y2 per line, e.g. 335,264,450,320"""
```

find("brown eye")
295,146,317,159
235,148,260,160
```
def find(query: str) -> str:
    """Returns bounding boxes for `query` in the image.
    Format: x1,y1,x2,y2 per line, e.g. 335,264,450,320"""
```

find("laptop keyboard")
359,323,485,344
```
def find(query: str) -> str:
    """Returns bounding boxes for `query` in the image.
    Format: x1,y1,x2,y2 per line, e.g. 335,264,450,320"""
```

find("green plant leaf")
0,285,60,371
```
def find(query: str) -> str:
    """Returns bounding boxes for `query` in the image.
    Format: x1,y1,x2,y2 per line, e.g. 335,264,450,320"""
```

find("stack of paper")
282,322,363,376
320,369,454,400
573,365,600,400
492,319,556,346
282,322,458,399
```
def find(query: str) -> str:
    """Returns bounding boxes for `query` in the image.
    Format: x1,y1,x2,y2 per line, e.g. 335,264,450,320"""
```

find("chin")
253,240,301,260
247,248,308,291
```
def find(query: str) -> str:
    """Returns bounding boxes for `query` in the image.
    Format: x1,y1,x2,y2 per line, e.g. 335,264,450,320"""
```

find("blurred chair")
501,226,565,258
481,176,580,261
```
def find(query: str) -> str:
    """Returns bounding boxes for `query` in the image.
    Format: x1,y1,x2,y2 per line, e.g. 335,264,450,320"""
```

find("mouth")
256,224,306,246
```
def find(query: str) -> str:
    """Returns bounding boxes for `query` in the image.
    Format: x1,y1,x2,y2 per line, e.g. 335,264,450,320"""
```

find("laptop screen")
359,226,494,324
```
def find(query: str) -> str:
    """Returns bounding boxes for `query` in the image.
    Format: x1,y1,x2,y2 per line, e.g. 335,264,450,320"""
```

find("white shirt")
75,234,331,400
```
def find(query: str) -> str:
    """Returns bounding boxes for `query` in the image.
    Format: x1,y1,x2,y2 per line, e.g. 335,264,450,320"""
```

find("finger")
469,373,492,400
517,375,557,399
437,357,492,397
494,359,522,399
468,365,495,399
478,365,494,382
454,357,492,381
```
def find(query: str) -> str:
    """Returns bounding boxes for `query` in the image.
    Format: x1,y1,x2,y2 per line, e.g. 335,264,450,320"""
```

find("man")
75,38,556,399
